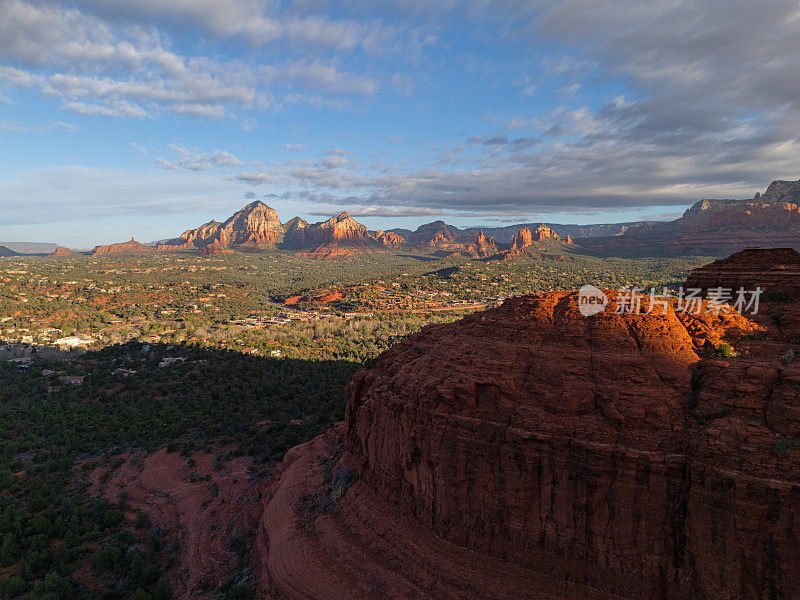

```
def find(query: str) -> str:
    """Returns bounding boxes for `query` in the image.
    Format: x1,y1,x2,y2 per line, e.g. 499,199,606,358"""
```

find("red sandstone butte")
256,281,800,599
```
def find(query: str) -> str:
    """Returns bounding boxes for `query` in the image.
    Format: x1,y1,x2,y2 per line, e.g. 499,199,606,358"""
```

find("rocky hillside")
393,220,461,247
253,250,800,599
0,245,19,257
581,179,800,256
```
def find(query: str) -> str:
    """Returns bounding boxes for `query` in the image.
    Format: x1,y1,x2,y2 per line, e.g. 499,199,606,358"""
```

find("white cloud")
1,164,242,226
278,61,377,96
76,0,412,54
319,155,348,169
62,100,148,118
156,145,244,171
209,150,243,167
235,171,272,185
169,103,228,118
0,120,26,132
0,119,78,133
0,65,42,87
0,0,386,120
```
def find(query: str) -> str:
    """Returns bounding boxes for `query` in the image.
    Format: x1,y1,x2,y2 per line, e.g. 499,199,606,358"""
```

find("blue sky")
2,0,800,247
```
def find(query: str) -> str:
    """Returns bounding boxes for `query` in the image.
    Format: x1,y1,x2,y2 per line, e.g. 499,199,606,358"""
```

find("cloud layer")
2,0,800,237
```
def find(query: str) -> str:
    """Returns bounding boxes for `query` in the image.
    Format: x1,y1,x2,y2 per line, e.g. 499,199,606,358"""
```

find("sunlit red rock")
474,230,498,257
256,280,800,599
374,230,405,246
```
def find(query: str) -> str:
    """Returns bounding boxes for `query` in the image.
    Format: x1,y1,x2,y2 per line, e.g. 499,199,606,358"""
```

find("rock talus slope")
256,270,800,599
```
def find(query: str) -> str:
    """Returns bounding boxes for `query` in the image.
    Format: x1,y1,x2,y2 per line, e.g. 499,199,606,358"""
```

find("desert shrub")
714,343,737,358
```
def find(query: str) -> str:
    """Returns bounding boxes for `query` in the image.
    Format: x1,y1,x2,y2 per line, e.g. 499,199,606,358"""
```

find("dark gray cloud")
307,207,445,218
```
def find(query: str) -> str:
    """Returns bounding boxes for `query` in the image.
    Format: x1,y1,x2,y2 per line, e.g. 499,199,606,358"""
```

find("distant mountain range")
0,242,58,255
152,202,573,259
5,179,800,259
387,220,652,245
149,178,800,258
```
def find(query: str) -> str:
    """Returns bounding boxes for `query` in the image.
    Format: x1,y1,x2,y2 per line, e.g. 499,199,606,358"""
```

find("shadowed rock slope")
685,247,800,299
255,278,800,599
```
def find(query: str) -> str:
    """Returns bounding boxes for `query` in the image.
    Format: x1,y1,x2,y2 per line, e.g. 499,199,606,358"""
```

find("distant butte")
91,237,155,256
49,246,77,257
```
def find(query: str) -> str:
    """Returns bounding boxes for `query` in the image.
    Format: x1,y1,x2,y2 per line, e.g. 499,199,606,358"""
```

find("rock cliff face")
685,247,800,299
256,258,800,599
581,179,800,256
401,221,460,246
159,204,383,255
301,212,372,246
280,217,310,249
511,226,533,249
530,223,556,241
0,245,19,257
373,230,405,246
486,225,572,260
91,238,155,256
158,201,284,252
222,201,284,247
474,230,498,257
